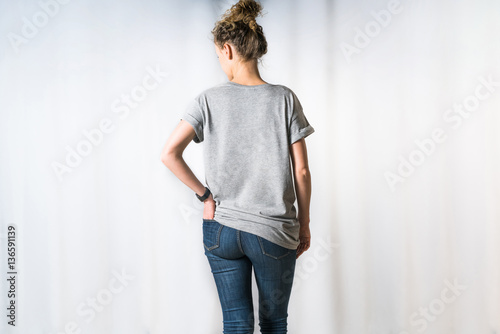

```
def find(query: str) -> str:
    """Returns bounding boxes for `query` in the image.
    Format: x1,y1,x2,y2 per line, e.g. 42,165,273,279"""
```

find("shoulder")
191,82,298,100
191,86,216,100
187,82,226,100
270,84,300,99
271,83,291,92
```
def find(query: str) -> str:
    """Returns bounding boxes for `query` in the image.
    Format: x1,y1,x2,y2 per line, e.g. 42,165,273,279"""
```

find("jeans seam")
237,230,245,255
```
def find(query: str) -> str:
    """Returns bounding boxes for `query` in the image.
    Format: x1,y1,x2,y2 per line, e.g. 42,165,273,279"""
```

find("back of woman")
161,0,314,332
182,81,313,250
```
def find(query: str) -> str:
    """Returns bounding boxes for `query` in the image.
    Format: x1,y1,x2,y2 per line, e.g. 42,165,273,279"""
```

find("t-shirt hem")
213,209,300,250
217,219,300,249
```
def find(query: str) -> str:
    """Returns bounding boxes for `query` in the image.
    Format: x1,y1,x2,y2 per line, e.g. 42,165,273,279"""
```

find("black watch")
196,186,211,202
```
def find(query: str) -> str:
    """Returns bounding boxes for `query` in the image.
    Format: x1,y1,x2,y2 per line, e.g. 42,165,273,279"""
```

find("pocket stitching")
203,222,223,251
257,236,291,259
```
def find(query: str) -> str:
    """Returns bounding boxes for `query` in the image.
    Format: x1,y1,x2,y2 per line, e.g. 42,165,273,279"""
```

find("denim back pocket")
257,236,292,259
202,219,223,251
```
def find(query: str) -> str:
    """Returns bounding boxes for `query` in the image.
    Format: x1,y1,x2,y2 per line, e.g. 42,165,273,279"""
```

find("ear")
223,43,233,60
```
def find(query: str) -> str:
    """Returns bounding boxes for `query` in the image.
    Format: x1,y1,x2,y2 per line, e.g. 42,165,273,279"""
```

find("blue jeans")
202,218,297,334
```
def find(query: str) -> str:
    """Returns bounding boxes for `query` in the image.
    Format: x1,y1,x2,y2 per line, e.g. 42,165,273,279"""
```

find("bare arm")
290,138,311,224
160,120,216,217
290,137,311,259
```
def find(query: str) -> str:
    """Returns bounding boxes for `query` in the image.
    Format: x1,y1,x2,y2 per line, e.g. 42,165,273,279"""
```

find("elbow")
296,166,310,175
160,150,178,168
295,166,311,179
160,154,169,166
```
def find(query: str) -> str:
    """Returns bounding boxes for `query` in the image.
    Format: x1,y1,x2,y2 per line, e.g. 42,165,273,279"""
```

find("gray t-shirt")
180,80,314,249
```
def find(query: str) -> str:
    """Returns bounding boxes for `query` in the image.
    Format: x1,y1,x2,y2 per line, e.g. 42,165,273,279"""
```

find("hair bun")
224,0,263,31
212,0,268,62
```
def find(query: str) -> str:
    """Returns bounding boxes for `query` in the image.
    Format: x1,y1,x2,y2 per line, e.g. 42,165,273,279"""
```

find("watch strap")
196,186,211,202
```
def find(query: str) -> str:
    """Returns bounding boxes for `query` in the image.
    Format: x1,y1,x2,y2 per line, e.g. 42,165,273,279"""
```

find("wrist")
298,215,310,224
196,186,211,202
204,193,215,203
195,186,206,197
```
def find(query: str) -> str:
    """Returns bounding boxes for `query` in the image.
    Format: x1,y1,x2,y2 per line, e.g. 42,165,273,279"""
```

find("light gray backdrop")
1,0,499,333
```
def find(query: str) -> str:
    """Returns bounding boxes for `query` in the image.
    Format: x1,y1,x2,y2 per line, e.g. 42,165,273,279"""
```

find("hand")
296,222,311,259
203,193,216,219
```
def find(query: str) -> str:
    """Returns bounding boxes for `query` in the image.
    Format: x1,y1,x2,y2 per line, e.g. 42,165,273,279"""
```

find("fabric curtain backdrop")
0,0,499,333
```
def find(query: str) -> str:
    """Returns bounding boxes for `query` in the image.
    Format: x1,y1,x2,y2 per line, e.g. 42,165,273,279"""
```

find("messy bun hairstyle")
211,0,267,62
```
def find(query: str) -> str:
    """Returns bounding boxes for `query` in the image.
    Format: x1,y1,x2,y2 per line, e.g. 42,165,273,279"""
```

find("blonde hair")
211,0,268,62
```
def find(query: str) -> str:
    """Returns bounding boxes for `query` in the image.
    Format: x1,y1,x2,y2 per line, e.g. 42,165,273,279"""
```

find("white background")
1,0,499,333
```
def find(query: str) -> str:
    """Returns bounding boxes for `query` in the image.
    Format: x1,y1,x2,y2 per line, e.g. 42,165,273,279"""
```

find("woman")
160,0,314,332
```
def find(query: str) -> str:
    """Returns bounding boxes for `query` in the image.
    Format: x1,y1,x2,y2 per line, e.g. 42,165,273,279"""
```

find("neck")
230,59,266,85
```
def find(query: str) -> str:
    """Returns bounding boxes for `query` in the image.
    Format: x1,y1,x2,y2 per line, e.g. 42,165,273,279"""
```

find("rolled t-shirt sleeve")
289,91,315,145
180,96,205,143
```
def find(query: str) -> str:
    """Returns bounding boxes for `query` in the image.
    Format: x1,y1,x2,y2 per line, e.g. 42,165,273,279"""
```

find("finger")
296,248,302,257
296,247,302,258
296,250,302,259
296,247,304,258
300,243,309,253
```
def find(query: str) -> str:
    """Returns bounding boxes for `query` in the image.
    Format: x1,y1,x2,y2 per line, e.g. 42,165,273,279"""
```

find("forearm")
161,153,206,196
293,167,311,224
